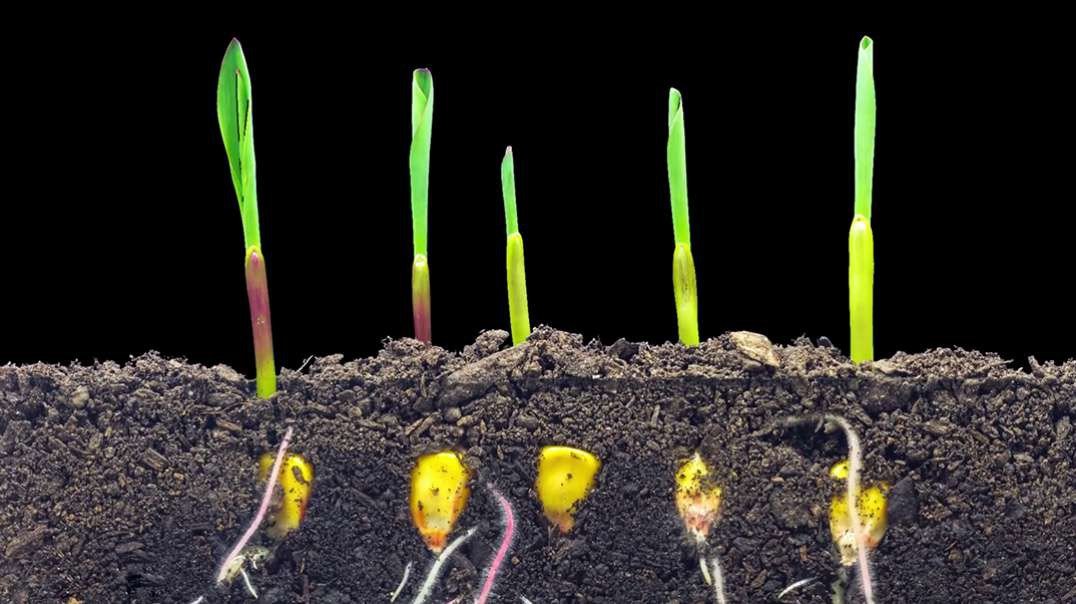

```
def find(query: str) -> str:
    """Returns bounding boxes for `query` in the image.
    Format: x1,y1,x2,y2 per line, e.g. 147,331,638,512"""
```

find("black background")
4,27,1073,375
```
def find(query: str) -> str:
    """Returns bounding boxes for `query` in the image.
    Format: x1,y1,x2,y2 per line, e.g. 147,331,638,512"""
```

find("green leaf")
667,88,690,245
410,68,434,256
854,36,876,221
502,146,519,235
217,38,260,247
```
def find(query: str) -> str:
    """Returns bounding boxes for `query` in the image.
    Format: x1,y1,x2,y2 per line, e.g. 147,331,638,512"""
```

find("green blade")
410,68,434,256
667,88,690,245
216,38,260,247
502,146,519,235
854,36,876,220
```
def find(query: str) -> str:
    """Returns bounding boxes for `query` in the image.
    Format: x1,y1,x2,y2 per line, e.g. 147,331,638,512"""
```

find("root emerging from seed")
411,527,476,604
781,414,876,604
216,426,294,585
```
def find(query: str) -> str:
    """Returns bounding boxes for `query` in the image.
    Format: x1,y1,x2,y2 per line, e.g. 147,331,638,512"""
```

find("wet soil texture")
1,327,1074,603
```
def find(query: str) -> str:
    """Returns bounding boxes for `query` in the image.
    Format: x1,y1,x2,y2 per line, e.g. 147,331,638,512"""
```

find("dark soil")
2,327,1074,603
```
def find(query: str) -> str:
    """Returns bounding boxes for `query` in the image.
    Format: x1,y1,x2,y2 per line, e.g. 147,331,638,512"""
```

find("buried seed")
535,446,601,533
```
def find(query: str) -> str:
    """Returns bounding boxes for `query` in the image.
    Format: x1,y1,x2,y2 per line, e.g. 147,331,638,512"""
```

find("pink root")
474,483,516,604
216,426,294,584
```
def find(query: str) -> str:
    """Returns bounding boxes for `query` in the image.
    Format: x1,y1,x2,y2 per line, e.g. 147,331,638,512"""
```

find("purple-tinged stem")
216,426,293,584
412,254,431,343
245,245,276,398
475,484,516,604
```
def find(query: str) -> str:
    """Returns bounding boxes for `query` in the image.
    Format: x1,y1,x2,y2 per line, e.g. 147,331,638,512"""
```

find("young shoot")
217,38,277,398
502,147,531,345
667,88,699,347
849,36,876,363
410,68,435,342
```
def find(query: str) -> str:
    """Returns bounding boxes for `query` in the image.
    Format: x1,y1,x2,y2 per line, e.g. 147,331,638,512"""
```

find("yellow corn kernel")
536,446,601,533
829,483,889,566
675,453,723,542
258,452,315,539
410,451,471,552
829,459,850,480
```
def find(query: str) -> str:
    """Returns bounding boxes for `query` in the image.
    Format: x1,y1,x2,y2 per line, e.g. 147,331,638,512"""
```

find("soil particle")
1,327,1074,602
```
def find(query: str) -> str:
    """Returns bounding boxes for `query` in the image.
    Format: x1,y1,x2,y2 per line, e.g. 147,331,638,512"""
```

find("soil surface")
1,327,1074,603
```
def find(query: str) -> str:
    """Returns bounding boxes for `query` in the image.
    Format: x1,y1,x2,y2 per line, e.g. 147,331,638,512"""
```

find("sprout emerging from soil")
502,147,531,346
475,483,516,604
257,451,315,539
216,426,293,585
217,38,277,398
667,88,699,347
849,36,876,363
410,451,471,552
535,446,601,532
410,68,435,342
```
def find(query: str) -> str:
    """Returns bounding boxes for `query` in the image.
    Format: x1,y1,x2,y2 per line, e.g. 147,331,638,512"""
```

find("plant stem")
218,39,277,393
673,243,699,346
502,147,530,345
412,254,431,343
850,36,876,363
667,89,699,347
245,245,276,398
409,69,434,342
848,215,874,363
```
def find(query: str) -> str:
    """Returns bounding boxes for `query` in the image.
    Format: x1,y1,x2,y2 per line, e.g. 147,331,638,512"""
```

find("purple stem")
245,246,276,397
216,426,294,584
475,483,516,604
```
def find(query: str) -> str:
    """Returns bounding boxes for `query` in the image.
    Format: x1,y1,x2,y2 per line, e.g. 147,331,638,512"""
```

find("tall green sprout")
217,39,276,398
667,88,699,347
849,37,876,363
410,69,434,342
501,147,530,345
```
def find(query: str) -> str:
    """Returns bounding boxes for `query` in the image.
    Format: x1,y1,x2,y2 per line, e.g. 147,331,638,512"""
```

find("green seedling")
410,68,434,342
849,36,876,363
217,39,276,398
667,88,699,347
501,147,531,345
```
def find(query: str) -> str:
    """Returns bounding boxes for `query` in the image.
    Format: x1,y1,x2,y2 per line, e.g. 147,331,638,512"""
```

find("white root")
710,556,727,604
390,561,413,602
410,527,476,604
777,576,817,600
239,567,258,599
824,414,875,604
699,554,713,585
